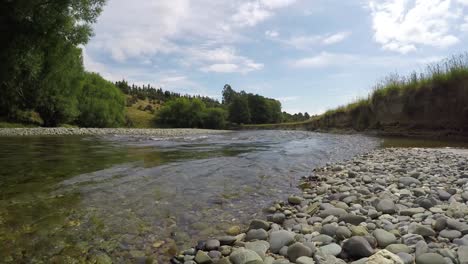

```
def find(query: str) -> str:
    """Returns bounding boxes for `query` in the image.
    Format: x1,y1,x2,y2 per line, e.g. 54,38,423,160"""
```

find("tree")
156,98,206,128
228,96,251,124
222,84,237,105
77,72,125,128
0,0,106,122
202,108,227,129
35,41,84,126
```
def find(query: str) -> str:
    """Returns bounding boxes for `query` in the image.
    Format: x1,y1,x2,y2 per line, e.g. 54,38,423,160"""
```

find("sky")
84,0,468,115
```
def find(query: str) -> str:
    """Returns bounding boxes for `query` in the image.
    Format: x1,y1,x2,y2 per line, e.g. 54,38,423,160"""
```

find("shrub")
77,72,125,128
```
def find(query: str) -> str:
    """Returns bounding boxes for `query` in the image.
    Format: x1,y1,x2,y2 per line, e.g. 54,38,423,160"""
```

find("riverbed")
0,130,465,263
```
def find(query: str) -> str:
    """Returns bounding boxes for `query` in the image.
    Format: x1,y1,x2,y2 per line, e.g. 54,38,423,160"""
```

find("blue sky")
84,0,468,115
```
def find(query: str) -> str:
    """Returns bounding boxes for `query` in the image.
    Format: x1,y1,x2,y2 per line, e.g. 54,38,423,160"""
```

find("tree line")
115,80,221,108
0,0,125,127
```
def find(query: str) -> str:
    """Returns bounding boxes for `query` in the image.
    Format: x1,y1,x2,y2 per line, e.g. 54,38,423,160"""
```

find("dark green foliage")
35,42,83,127
222,84,236,105
223,85,283,125
116,80,221,107
77,73,125,128
228,96,251,124
202,108,227,129
156,98,226,129
282,112,310,123
0,0,106,125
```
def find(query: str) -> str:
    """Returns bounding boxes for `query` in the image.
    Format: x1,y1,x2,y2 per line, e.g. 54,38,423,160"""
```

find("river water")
0,130,463,263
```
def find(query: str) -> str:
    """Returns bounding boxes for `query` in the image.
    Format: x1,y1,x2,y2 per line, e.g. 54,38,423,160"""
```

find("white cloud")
265,30,280,38
232,0,297,27
368,0,465,54
290,52,445,69
86,0,289,74
280,31,351,49
291,52,358,68
186,46,264,73
463,16,468,32
322,32,352,45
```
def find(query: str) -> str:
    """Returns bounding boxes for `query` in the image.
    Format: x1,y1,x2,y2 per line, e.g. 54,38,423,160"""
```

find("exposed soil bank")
0,127,231,137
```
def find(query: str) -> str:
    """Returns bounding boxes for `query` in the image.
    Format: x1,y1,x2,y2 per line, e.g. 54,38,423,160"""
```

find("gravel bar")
0,128,231,137
174,148,468,264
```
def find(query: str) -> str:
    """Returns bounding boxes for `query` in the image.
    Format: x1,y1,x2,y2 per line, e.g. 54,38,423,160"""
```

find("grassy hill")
243,54,468,138
124,97,161,128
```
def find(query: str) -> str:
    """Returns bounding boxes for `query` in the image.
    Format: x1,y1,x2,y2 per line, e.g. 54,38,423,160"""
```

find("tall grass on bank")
315,53,468,132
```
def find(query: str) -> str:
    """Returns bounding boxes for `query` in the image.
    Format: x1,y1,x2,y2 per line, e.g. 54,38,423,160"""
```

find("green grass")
124,96,161,128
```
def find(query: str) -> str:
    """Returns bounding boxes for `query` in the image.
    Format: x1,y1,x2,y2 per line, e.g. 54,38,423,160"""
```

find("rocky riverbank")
174,148,468,264
0,127,230,137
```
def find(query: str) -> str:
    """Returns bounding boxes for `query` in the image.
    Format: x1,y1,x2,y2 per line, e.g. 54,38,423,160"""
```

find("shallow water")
0,130,464,262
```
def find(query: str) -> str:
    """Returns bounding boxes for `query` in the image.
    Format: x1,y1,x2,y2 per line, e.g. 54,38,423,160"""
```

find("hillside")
124,97,160,128
244,54,468,139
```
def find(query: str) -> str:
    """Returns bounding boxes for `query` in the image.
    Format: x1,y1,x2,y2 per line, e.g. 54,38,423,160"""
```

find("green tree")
156,98,206,128
35,41,84,126
228,96,251,124
77,72,125,128
0,0,106,122
222,84,237,105
202,108,227,129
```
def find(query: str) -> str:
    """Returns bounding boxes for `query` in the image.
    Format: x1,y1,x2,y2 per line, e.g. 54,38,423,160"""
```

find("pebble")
175,148,468,264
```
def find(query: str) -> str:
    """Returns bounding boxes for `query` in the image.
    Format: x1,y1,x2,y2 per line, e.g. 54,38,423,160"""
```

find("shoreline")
173,148,468,264
0,127,232,137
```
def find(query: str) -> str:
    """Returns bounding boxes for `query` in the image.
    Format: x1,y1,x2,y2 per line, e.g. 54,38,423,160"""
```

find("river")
0,130,465,263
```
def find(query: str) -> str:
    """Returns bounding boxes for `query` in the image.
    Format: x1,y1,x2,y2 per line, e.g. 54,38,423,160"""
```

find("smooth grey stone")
376,199,397,214
415,241,428,257
311,234,334,245
386,244,411,254
458,246,468,264
336,226,352,240
400,207,425,216
415,253,445,264
318,243,342,256
339,214,367,225
194,251,212,264
230,248,263,264
287,242,313,262
408,223,436,237
321,224,338,237
269,230,295,253
205,239,220,251
296,256,315,264
373,229,397,248
208,250,222,259
245,241,270,259
399,177,421,185
433,218,447,232
439,229,462,240
246,229,268,241
397,252,414,264
271,213,286,224
438,190,452,201
288,196,303,205
249,219,270,231
342,236,374,259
